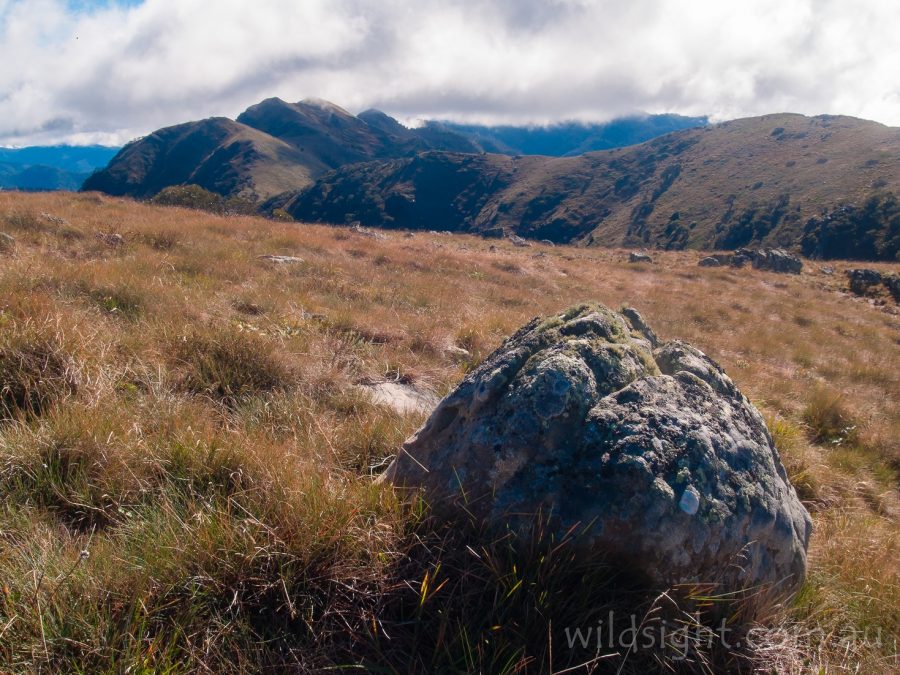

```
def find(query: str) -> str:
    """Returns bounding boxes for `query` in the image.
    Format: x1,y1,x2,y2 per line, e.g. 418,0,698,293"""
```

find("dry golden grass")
0,191,897,672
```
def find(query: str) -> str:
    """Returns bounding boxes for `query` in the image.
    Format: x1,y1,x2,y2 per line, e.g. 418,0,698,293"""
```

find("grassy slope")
0,192,898,672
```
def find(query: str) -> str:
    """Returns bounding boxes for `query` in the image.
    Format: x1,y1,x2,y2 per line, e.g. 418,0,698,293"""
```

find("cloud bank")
1,0,899,145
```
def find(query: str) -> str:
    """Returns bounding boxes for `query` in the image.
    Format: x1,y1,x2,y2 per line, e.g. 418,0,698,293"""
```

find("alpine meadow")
2,0,900,673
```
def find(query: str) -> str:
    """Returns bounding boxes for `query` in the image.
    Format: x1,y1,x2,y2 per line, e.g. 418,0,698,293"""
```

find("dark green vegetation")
0,145,118,192
150,184,257,216
802,191,900,261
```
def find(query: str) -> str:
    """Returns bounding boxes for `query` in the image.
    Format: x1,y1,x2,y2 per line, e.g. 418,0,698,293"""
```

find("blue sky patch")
66,0,143,13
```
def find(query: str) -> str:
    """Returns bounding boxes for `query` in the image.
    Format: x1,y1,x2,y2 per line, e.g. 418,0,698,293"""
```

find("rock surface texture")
383,304,812,597
884,274,900,302
726,248,803,273
257,254,304,265
847,268,883,295
750,248,803,274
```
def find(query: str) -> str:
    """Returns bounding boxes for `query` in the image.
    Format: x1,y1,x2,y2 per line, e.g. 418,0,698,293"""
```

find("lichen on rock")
381,303,812,600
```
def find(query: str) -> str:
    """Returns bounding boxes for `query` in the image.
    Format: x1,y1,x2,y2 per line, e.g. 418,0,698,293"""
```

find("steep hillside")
278,152,521,231
82,117,313,200
283,113,900,256
83,98,484,201
235,98,484,171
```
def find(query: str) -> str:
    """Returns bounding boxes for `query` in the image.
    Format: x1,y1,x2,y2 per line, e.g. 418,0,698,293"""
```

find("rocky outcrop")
750,248,803,274
706,248,802,273
358,381,439,415
730,250,754,268
629,252,653,263
884,274,900,302
382,304,812,599
508,234,532,247
847,268,882,295
258,255,304,264
96,232,125,247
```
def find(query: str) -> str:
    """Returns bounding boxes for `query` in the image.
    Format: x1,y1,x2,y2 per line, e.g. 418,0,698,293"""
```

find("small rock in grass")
629,251,653,263
258,254,304,264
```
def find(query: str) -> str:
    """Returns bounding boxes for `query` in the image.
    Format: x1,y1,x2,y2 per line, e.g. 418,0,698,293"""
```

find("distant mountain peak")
297,98,354,117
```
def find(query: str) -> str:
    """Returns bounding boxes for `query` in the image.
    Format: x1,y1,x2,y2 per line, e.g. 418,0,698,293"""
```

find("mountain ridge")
279,112,900,257
82,98,705,200
79,99,900,258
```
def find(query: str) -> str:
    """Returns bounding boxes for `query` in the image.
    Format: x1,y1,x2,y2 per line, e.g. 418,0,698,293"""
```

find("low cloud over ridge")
1,0,899,145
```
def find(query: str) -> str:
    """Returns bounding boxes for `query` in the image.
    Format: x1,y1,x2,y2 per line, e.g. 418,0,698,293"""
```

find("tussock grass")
0,191,897,672
802,386,860,446
169,328,292,405
768,414,821,504
0,317,78,420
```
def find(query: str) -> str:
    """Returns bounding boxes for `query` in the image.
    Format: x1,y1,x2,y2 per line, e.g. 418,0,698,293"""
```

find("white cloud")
1,0,898,146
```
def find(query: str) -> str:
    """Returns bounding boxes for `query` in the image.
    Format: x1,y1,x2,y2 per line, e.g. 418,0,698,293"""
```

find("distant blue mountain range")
436,114,708,156
0,145,120,191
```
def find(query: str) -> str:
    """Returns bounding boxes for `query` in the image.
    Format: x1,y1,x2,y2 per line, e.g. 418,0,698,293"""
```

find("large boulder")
507,234,532,248
629,251,653,263
698,256,722,268
847,268,883,296
730,249,754,268
382,304,812,598
751,248,803,274
884,274,900,302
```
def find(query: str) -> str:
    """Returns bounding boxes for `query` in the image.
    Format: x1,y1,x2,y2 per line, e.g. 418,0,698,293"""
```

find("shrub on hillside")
714,193,794,249
224,195,259,216
801,191,900,261
271,207,294,222
151,185,226,214
0,319,77,419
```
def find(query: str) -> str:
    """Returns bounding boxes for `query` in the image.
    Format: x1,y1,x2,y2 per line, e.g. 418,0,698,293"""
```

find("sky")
1,0,899,147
